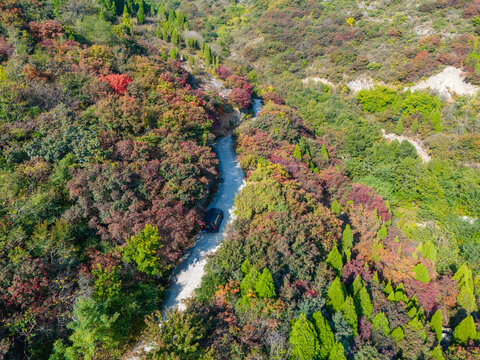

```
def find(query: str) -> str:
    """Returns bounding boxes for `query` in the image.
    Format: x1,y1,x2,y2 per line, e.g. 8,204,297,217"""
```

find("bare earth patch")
381,129,432,163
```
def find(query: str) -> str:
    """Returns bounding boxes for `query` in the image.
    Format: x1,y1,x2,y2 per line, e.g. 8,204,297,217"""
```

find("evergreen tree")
430,309,442,342
123,224,163,276
340,296,358,335
430,110,442,132
328,342,346,360
294,143,302,159
241,258,252,275
188,55,195,67
170,48,178,60
137,0,144,24
372,312,390,336
457,284,475,313
240,267,260,295
326,245,343,275
391,326,405,342
377,224,387,240
255,268,276,299
311,311,335,360
413,263,430,283
289,314,319,360
341,224,353,252
453,316,477,344
352,275,363,296
122,5,131,30
421,240,437,263
395,118,404,135
326,277,345,314
411,118,419,134
204,45,212,66
431,345,445,360
321,144,329,162
331,200,340,215
354,286,373,319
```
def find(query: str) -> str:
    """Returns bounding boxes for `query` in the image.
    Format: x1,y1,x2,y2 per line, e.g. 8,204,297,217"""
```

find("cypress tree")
340,296,358,335
431,345,445,360
320,144,329,162
204,45,212,66
240,267,260,296
328,342,346,360
395,118,404,135
430,110,442,132
457,284,475,313
352,275,363,296
326,277,345,314
453,316,476,344
377,224,387,240
122,5,131,30
289,314,319,360
169,47,177,60
430,309,442,342
391,326,405,342
420,240,437,263
311,311,334,360
326,245,343,275
255,268,276,299
411,118,419,134
413,263,430,283
294,144,302,159
341,224,353,251
331,200,340,215
372,312,390,336
137,0,144,24
240,258,252,275
354,286,373,319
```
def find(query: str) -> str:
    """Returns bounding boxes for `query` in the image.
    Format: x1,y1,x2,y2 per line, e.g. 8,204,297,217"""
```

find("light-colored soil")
381,129,432,163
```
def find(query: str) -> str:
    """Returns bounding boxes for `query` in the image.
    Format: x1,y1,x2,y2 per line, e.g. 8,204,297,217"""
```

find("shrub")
123,224,163,276
229,88,252,109
99,74,133,95
356,87,397,113
215,66,232,80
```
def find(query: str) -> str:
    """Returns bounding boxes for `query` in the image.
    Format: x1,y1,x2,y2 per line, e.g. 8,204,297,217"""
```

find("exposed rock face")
410,67,479,100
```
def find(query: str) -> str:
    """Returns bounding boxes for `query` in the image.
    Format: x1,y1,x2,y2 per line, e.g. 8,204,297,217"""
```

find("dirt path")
381,129,432,163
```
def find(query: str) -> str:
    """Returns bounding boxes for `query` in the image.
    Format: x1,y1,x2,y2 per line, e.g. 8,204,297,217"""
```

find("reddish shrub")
226,75,253,94
348,184,391,221
229,88,252,109
29,20,63,41
215,66,233,80
263,92,285,105
0,37,13,61
99,74,133,95
463,0,480,18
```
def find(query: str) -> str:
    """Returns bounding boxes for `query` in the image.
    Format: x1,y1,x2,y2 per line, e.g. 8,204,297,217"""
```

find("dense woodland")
0,0,479,359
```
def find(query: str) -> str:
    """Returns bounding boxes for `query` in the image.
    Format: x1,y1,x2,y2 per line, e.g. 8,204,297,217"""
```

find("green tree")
431,345,445,360
352,275,363,296
453,316,477,344
122,4,131,33
311,311,334,360
170,47,178,60
354,286,373,319
372,312,390,336
430,309,442,342
340,296,358,335
411,118,419,134
395,119,404,135
457,284,475,313
204,44,212,66
321,144,329,162
326,277,345,314
331,200,340,215
391,326,405,342
421,240,437,263
328,342,346,360
294,143,302,159
289,314,319,360
377,224,387,240
341,224,353,252
240,267,260,295
137,0,144,24
326,245,343,275
123,224,163,276
241,258,252,275
255,268,276,299
430,110,442,132
413,263,430,283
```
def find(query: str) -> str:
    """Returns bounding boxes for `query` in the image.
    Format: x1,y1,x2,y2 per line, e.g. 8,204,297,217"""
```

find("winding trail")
162,135,246,313
381,129,431,164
